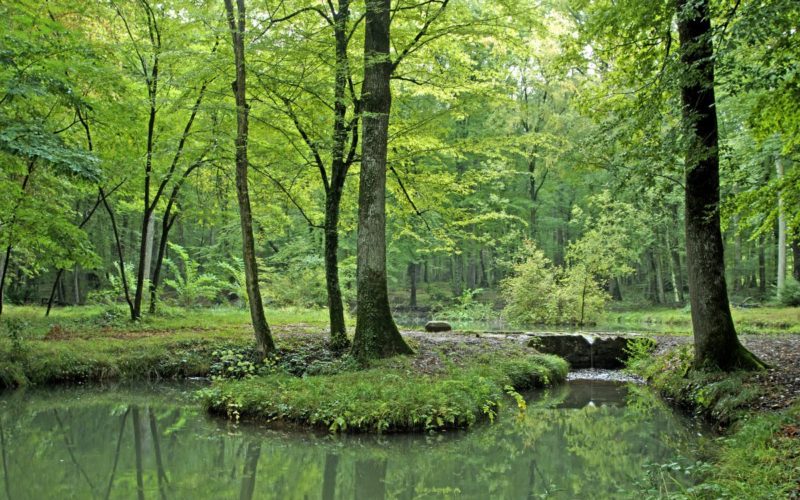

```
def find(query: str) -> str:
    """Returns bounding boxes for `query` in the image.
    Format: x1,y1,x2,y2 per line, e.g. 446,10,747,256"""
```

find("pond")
0,379,709,499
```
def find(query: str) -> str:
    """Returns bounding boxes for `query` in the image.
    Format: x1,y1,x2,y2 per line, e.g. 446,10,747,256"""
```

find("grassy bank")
603,306,800,335
200,349,568,433
0,305,329,388
629,346,800,497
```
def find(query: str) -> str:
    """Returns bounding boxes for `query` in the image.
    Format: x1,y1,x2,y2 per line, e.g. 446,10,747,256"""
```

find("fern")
163,243,221,307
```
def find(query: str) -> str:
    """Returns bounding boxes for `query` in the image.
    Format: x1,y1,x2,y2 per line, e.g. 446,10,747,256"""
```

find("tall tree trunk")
792,238,800,281
0,247,10,316
224,0,275,356
408,262,417,307
677,0,764,371
73,264,81,305
324,191,348,349
323,0,357,351
776,156,787,299
351,0,412,361
758,234,767,294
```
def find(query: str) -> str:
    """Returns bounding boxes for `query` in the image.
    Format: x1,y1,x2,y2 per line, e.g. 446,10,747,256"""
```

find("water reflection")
0,380,706,499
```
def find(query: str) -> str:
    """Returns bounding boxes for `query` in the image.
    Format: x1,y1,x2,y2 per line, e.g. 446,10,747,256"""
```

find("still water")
0,380,707,499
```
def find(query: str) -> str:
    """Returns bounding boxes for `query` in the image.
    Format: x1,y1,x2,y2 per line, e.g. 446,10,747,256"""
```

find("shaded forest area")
2,0,797,329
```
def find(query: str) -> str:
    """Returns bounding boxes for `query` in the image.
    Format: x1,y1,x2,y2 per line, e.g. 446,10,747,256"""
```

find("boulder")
424,321,452,332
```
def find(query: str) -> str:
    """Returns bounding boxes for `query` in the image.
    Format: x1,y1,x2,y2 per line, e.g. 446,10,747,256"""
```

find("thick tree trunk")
677,0,764,371
792,238,800,281
224,0,275,356
351,0,412,360
776,157,786,299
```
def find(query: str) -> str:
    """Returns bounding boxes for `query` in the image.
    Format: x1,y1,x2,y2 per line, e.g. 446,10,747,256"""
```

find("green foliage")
199,352,568,433
164,243,221,307
209,348,260,380
438,288,495,321
501,241,608,325
777,278,800,307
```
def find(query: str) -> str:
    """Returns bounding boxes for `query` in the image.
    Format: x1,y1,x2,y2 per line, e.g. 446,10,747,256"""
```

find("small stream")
0,379,710,499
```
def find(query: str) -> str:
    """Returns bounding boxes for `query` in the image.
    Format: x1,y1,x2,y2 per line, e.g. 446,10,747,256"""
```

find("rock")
527,334,643,369
425,321,452,332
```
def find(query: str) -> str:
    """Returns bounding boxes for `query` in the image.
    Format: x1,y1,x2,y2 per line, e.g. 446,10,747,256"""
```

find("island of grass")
199,339,567,433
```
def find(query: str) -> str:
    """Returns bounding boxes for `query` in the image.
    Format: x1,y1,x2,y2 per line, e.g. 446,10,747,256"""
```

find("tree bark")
792,238,800,281
408,262,417,307
758,234,767,294
776,156,787,299
677,0,764,371
224,0,275,356
351,0,412,361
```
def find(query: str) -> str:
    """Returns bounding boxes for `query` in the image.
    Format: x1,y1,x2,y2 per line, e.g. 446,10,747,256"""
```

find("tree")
350,0,414,360
223,0,275,356
676,0,764,370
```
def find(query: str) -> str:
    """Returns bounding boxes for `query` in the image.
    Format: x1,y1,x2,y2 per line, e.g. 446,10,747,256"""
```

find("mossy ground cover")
628,344,800,498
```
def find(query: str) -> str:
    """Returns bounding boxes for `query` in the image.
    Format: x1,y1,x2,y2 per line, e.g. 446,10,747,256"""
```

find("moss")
200,351,568,433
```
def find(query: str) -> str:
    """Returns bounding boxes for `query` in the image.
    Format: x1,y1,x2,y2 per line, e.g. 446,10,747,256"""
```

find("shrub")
777,278,800,307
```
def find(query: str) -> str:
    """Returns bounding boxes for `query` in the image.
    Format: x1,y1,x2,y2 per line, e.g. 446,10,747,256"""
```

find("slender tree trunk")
677,0,764,370
100,188,135,318
776,156,786,299
408,262,417,307
224,0,275,356
0,247,10,316
73,264,81,305
351,0,412,360
758,234,767,294
325,190,348,349
792,238,800,281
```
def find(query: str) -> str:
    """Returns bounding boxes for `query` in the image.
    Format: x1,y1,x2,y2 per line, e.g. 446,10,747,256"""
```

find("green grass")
0,304,334,388
200,351,568,433
1,304,331,339
602,305,800,335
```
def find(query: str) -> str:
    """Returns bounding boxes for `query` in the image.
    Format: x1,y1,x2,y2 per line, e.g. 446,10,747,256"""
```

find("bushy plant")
87,262,135,306
777,278,800,306
164,243,221,307
439,288,495,321
501,243,559,324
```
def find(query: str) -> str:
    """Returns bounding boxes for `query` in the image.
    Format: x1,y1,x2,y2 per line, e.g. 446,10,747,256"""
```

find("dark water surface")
0,380,708,499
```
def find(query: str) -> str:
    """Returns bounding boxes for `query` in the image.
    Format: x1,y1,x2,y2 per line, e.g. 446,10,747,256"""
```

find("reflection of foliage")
0,380,705,499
